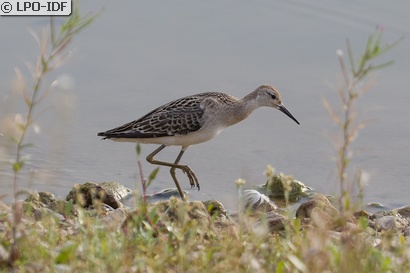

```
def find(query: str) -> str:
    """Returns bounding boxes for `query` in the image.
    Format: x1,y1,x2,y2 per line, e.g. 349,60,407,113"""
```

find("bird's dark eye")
270,94,276,100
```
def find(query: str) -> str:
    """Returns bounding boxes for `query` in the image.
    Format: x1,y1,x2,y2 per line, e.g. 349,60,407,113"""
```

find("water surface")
1,0,409,210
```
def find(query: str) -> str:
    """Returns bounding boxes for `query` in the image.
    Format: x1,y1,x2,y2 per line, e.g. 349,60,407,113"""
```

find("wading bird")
98,85,300,200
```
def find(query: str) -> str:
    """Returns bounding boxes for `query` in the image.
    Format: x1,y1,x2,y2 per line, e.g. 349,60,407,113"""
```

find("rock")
33,209,42,221
311,207,337,230
370,210,396,220
259,173,312,202
373,215,408,232
251,211,287,234
24,192,56,212
296,194,341,230
99,208,128,231
37,192,56,205
213,220,239,239
23,200,42,213
34,208,65,222
397,205,410,220
122,198,215,235
202,200,238,237
296,194,337,219
47,200,77,217
353,210,371,219
404,226,410,237
86,203,117,217
265,211,286,232
153,198,209,224
367,202,385,208
145,188,188,201
99,181,132,201
202,200,228,220
371,238,382,248
23,192,49,212
334,222,362,233
66,182,131,209
368,205,410,233
24,192,56,206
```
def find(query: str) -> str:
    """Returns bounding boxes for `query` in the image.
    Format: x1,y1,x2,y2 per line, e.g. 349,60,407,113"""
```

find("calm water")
1,0,409,210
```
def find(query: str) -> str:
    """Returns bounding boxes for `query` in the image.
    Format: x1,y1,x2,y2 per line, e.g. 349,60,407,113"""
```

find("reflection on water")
1,0,409,210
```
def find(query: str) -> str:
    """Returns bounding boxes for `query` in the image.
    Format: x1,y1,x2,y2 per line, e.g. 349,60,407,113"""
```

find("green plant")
4,6,98,266
10,7,97,203
323,26,402,213
135,143,159,204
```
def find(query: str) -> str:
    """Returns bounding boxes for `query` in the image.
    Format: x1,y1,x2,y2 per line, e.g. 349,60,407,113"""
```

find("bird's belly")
111,126,224,146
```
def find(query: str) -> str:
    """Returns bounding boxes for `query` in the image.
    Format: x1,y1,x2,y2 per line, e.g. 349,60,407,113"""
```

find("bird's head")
254,85,300,125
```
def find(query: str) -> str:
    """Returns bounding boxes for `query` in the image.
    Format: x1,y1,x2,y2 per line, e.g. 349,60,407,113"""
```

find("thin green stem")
9,8,98,266
137,159,147,204
335,28,400,214
13,72,45,201
50,17,56,46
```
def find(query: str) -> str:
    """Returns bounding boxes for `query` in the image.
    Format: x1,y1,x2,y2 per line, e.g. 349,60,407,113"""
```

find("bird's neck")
225,91,260,126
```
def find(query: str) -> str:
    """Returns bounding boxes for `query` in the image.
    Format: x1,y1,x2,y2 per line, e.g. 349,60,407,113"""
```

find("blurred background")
1,0,409,210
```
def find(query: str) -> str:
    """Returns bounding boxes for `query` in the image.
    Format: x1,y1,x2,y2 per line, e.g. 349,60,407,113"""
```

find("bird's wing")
99,95,207,139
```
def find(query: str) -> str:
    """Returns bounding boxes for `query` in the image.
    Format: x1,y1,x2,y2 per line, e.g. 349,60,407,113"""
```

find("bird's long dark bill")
278,105,300,125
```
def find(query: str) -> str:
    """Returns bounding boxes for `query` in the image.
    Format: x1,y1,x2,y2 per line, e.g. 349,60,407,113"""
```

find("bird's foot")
182,166,200,191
